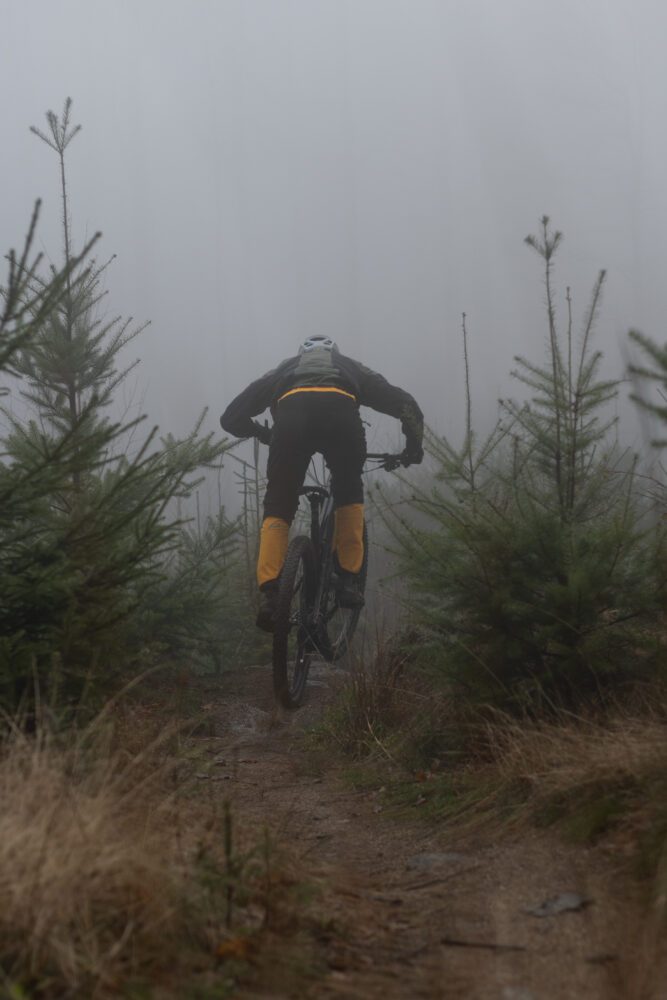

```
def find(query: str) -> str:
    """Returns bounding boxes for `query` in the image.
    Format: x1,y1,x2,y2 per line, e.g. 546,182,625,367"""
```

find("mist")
5,10,667,982
2,0,666,513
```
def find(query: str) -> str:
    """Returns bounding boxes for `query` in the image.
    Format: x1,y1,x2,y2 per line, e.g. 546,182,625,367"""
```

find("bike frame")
298,451,401,640
300,486,336,635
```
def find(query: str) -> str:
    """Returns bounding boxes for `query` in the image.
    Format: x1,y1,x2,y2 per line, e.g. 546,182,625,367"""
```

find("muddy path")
194,663,662,999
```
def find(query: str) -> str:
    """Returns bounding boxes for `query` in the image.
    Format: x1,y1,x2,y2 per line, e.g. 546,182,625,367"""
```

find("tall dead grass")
484,710,667,805
0,681,278,1000
0,716,199,996
319,634,457,770
0,686,327,1000
477,706,667,861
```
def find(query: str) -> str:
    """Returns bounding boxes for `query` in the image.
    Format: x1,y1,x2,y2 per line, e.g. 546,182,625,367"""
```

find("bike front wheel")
272,535,317,709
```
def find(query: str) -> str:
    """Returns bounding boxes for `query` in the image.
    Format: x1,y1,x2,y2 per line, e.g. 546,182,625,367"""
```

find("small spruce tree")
0,203,102,704
382,219,656,711
0,101,229,708
628,328,667,448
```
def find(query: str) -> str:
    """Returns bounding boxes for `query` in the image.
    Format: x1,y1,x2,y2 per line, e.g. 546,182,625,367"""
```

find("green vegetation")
0,100,267,714
378,216,663,713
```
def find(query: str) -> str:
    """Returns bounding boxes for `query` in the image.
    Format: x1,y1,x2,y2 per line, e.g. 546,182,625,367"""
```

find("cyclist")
220,335,424,631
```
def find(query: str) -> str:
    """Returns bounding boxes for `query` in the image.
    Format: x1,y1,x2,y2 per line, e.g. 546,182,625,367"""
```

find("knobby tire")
272,535,316,709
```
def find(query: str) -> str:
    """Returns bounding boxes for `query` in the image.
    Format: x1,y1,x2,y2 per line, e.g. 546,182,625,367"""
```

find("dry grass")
474,706,667,861
484,710,667,805
0,715,200,996
322,639,667,880
319,635,442,761
0,694,316,999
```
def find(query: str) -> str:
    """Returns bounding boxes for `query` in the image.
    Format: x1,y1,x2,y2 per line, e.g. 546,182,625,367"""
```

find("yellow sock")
334,503,364,573
257,517,289,587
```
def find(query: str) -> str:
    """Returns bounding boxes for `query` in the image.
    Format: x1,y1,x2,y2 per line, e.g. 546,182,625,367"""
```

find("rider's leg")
256,517,288,632
257,517,289,589
334,503,364,573
261,395,314,581
320,397,366,606
256,397,314,630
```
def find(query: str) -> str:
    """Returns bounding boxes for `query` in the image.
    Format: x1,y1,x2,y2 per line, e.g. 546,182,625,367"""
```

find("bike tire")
318,522,369,663
272,535,317,709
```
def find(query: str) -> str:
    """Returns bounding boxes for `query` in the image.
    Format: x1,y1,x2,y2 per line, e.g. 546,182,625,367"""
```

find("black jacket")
220,348,423,448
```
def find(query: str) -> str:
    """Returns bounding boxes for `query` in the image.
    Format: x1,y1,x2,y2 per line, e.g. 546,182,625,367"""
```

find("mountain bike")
272,452,404,709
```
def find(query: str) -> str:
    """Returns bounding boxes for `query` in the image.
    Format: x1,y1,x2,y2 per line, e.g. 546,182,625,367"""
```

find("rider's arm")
351,360,424,456
220,367,280,439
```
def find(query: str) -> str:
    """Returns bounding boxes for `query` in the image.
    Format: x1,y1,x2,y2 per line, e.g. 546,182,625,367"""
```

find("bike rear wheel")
318,523,369,663
272,535,317,709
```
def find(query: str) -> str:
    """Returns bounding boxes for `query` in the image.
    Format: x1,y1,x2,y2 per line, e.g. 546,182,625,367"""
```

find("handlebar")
365,452,408,471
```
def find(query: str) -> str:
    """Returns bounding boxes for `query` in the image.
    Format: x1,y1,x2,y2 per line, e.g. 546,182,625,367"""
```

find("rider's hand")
400,443,424,467
252,420,273,446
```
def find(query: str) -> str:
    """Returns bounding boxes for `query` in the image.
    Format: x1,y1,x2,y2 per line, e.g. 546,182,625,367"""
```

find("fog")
2,0,666,510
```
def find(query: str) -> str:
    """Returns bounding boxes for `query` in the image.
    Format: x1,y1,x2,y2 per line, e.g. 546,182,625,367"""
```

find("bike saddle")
299,486,329,499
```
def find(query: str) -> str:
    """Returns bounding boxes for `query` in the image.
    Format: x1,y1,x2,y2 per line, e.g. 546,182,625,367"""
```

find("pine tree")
382,219,656,711
134,506,269,672
628,328,667,448
0,202,101,704
0,101,229,708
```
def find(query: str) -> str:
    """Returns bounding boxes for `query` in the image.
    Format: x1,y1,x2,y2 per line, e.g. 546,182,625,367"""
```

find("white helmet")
298,335,338,354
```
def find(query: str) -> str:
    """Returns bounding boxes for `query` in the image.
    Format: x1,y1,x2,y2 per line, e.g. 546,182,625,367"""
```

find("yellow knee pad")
334,503,364,574
257,517,289,588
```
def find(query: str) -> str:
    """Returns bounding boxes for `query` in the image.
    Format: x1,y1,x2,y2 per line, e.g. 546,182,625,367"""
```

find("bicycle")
272,451,405,709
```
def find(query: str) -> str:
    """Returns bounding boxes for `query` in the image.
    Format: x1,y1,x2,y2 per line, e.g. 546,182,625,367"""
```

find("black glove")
400,404,424,466
400,442,424,467
252,420,273,446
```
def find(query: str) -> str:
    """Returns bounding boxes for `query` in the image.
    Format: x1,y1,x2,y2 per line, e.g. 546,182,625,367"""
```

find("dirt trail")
198,663,661,1000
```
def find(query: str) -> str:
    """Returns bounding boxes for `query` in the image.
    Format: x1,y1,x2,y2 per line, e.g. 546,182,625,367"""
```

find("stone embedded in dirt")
406,852,468,871
524,891,592,917
502,988,536,1000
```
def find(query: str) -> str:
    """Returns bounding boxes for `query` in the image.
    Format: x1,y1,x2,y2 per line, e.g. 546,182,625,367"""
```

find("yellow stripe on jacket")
277,386,357,404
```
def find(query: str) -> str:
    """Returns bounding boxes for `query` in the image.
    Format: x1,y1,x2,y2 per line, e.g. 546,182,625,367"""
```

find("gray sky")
2,0,667,486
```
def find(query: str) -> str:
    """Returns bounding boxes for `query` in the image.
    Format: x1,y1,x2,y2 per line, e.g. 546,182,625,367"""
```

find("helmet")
298,335,338,354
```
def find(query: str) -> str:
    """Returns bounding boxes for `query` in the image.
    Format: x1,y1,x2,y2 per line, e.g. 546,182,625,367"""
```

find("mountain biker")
220,335,424,631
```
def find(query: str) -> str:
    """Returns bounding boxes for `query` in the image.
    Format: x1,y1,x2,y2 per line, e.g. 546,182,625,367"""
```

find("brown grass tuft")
318,633,458,775
484,710,667,805
0,719,196,996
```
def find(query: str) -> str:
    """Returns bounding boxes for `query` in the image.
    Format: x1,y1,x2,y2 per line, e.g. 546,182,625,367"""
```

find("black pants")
264,392,367,523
